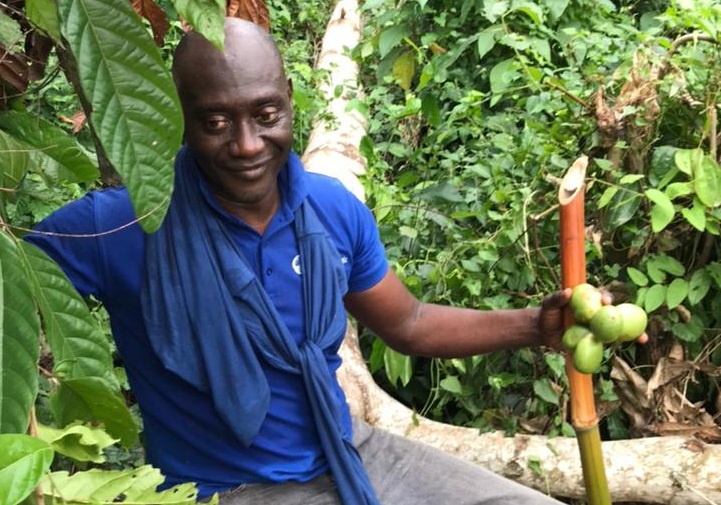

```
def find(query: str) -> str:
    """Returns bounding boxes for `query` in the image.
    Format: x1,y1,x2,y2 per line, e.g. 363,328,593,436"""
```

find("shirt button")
266,268,272,276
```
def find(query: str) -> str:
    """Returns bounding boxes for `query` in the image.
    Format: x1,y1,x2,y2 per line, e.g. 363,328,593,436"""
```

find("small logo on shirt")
291,254,348,275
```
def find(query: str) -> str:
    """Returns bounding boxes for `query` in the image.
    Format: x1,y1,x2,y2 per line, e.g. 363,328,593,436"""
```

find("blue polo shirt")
26,157,388,498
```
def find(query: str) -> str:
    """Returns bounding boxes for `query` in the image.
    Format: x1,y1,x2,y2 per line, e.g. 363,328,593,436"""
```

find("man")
28,18,613,505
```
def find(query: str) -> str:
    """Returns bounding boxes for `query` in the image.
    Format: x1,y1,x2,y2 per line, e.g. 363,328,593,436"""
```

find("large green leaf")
171,0,225,51
0,130,31,191
57,0,183,233
18,243,117,386
36,423,117,463
0,233,40,435
49,377,138,447
0,111,98,184
25,0,62,41
39,466,217,504
0,434,54,505
693,154,721,208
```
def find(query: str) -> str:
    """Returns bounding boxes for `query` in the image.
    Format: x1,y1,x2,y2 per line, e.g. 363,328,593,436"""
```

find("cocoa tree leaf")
57,0,183,233
25,0,62,41
49,377,138,448
0,233,40,435
171,0,225,50
36,423,117,463
0,434,53,505
39,465,215,504
18,243,117,387
0,111,98,183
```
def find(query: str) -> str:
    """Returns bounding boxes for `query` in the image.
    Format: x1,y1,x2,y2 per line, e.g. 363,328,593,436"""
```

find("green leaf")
489,58,519,95
688,269,711,305
511,2,545,24
0,434,53,505
383,347,412,387
36,423,117,463
681,201,706,232
545,0,570,19
0,233,40,435
674,148,702,175
644,284,667,312
483,0,509,22
0,111,98,183
649,255,685,276
619,174,644,184
18,243,117,386
392,51,416,90
25,0,62,41
39,466,215,504
606,185,641,228
477,26,501,59
530,37,551,62
665,278,688,309
49,377,138,448
533,378,559,405
58,0,183,233
665,182,693,200
645,188,675,232
440,375,463,394
170,0,225,52
693,154,721,207
626,267,649,287
421,94,441,127
597,186,618,209
378,24,410,59
0,11,22,49
0,130,31,193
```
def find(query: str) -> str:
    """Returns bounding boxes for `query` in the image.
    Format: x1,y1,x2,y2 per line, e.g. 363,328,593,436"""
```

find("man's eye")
205,117,230,131
257,109,280,125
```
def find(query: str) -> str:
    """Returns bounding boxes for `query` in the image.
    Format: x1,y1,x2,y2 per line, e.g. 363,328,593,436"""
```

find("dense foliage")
356,0,721,441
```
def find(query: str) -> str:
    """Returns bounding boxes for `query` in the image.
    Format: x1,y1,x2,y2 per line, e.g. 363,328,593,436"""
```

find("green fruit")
616,303,648,342
562,324,593,351
589,305,623,343
570,283,603,324
573,334,604,374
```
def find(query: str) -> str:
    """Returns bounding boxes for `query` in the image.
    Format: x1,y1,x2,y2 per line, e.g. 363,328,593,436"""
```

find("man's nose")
228,121,263,157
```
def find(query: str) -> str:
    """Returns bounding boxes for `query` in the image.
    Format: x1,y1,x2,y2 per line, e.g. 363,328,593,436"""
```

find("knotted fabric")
141,147,380,504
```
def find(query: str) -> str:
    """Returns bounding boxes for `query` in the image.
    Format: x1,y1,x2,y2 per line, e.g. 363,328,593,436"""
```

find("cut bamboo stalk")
558,156,611,505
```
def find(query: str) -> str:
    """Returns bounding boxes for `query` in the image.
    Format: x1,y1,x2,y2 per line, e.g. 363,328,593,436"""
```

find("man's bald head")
172,18,286,100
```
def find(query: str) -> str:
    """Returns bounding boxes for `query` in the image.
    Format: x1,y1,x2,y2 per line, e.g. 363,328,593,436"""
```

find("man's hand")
537,287,649,349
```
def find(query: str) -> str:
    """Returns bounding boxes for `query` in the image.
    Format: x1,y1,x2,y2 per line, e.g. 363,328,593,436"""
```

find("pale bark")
302,2,721,504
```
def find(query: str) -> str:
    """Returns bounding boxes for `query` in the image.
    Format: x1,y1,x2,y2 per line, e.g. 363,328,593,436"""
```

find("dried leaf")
0,48,30,92
228,0,270,32
132,0,170,46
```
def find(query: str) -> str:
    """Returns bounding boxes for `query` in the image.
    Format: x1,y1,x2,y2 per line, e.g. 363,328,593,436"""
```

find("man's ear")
287,78,293,100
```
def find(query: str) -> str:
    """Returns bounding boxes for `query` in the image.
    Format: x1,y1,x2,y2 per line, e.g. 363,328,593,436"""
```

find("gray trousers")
218,419,564,504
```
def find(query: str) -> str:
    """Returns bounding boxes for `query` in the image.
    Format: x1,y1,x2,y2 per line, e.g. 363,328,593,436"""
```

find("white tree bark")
302,2,721,504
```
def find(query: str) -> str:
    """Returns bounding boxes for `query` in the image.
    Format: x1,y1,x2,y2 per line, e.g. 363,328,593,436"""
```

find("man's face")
177,41,293,209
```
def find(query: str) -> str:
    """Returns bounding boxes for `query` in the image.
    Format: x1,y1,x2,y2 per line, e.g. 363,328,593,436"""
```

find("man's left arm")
344,269,571,358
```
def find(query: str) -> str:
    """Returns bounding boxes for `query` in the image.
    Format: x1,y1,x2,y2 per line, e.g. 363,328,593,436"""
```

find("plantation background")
1,0,720,503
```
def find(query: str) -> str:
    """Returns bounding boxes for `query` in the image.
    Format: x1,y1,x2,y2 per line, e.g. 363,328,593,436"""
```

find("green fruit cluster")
563,283,648,374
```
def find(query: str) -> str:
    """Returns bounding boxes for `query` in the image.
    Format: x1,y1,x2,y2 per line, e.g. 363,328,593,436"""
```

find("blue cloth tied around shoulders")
141,147,380,504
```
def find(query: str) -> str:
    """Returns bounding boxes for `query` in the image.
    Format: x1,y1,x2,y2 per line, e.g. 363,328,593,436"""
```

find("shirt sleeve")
345,194,389,293
24,192,105,299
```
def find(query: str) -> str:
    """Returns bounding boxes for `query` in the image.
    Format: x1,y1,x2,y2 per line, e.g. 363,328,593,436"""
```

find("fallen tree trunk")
302,2,721,504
